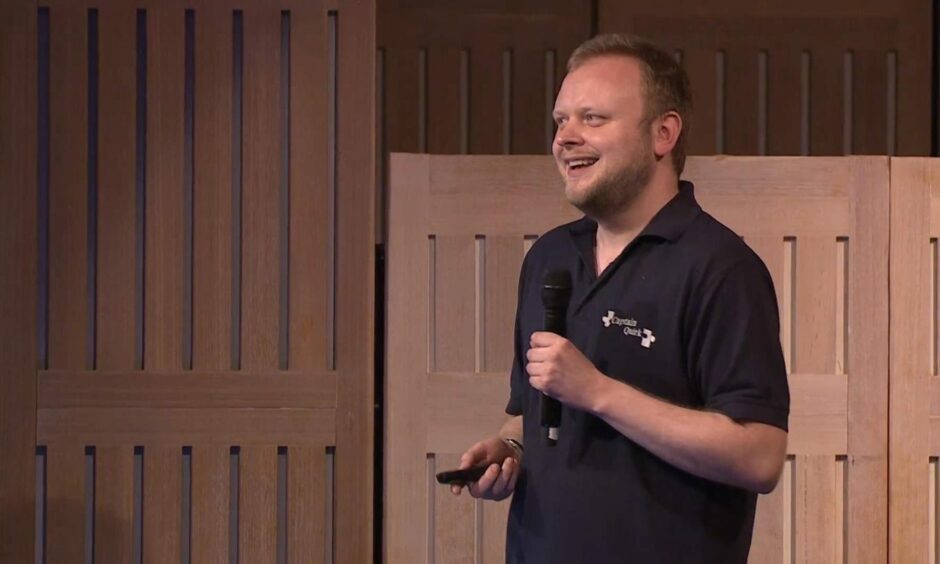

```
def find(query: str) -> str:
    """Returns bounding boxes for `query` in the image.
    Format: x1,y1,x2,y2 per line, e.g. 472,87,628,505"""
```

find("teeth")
568,158,597,168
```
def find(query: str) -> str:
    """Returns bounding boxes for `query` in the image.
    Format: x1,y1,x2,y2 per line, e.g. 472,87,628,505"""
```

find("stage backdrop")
0,0,375,562
386,154,889,563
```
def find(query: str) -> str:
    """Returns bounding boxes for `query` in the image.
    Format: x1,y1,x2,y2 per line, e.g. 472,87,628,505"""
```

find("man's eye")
554,117,567,127
584,114,603,123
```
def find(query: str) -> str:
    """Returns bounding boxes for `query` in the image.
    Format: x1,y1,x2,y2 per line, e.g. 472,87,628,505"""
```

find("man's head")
552,34,691,219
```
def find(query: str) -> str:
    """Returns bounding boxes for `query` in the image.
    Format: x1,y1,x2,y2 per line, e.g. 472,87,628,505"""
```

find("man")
451,34,790,563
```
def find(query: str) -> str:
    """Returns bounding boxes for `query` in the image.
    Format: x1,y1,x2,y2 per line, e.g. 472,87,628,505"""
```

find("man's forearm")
589,377,786,494
499,415,524,444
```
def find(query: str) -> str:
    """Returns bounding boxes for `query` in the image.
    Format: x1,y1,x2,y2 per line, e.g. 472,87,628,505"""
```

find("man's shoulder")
681,211,772,281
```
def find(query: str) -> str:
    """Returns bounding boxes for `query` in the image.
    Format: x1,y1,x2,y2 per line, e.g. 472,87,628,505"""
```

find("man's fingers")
491,457,515,496
530,331,562,348
467,463,501,498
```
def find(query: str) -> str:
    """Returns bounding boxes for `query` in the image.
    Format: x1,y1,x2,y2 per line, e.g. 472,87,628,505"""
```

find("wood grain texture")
39,407,336,445
45,444,86,564
239,446,278,564
143,445,182,563
95,445,135,563
97,1,138,370
192,0,234,371
888,158,934,563
288,2,331,371
38,370,337,408
145,1,186,370
192,445,231,564
483,237,524,373
433,453,476,564
286,445,326,564
48,1,89,370
0,1,37,561
240,5,281,371
433,236,476,372
794,455,838,563
333,1,376,561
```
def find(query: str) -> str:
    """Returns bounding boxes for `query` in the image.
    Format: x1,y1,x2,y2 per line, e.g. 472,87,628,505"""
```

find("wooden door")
385,154,889,563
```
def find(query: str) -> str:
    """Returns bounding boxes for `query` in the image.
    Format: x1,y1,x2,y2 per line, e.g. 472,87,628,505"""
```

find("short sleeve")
687,256,790,431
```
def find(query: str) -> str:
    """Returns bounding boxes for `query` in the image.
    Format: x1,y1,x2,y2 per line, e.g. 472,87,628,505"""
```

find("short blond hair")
568,34,692,175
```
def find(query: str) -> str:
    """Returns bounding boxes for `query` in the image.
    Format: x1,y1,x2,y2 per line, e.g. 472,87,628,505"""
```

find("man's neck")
592,171,679,274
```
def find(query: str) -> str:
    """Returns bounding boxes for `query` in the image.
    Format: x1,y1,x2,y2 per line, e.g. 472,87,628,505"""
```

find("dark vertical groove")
800,51,810,155
231,11,243,370
85,446,95,564
88,9,99,370
229,447,239,564
133,9,147,369
933,0,939,155
35,446,46,564
133,446,143,564
544,50,556,153
843,51,853,155
372,245,384,564
184,10,195,370
418,48,427,153
136,9,147,370
181,447,192,564
715,50,725,153
37,7,50,371
276,447,287,564
328,11,338,371
589,0,598,37
280,11,290,370
325,446,335,564
502,50,512,155
459,49,469,154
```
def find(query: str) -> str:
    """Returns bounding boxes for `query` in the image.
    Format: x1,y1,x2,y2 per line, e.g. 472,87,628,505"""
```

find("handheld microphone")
540,269,572,446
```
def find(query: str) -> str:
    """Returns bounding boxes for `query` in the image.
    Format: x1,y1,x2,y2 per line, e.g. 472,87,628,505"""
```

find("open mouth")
566,157,599,173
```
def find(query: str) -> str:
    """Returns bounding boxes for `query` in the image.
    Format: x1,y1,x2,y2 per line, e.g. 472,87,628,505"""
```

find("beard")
564,138,655,221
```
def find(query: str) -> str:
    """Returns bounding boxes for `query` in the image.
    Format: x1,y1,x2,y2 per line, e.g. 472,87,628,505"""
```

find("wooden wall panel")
23,1,375,562
0,1,38,561
888,158,936,562
598,1,931,157
387,155,889,563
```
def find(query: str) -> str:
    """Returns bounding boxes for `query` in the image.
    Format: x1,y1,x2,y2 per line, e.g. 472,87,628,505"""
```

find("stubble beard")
564,139,655,222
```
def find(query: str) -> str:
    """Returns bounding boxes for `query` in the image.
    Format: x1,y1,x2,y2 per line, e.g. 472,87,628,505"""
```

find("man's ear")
653,111,682,159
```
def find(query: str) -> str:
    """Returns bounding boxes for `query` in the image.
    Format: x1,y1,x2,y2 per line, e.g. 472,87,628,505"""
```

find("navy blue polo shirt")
505,181,789,564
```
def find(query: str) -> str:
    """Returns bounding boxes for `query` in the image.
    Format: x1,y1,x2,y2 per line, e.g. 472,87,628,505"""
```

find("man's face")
552,55,656,219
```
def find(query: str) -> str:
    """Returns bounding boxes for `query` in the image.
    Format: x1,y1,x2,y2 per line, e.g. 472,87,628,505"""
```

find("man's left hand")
526,331,606,411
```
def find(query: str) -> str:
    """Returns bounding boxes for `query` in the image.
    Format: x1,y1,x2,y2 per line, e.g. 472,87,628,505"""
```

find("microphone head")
541,269,572,308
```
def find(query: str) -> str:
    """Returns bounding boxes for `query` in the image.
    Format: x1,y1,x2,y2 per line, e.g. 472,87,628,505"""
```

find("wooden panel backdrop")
0,0,375,562
376,0,592,242
890,158,940,562
386,154,889,563
598,0,932,157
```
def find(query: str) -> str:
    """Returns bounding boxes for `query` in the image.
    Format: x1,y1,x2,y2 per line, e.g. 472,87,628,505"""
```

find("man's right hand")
450,436,521,501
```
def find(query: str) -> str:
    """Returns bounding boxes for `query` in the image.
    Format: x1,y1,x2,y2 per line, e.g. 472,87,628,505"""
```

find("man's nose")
554,122,584,148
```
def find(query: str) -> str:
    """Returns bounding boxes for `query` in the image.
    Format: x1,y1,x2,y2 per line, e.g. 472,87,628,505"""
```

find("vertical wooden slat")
481,498,510,564
143,445,182,563
795,456,837,563
433,236,476,372
48,2,89,370
851,50,888,155
511,48,547,155
45,444,86,563
193,0,233,371
794,237,837,374
386,154,430,563
750,480,785,562
808,48,843,155
433,453,475,563
743,236,786,335
192,445,230,563
240,6,281,371
289,3,331,371
427,49,462,154
97,2,137,370
766,48,802,155
723,48,759,155
384,48,421,153
95,446,135,563
145,1,185,370
682,49,717,155
846,156,888,563
334,1,376,560
467,46,505,154
287,446,326,564
483,237,524,373
239,446,278,564
889,158,933,562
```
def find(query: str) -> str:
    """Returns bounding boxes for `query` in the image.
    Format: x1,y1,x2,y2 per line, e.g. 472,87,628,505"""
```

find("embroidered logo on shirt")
601,310,657,348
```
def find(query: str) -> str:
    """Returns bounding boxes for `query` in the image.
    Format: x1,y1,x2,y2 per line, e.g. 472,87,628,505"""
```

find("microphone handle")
540,308,566,437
